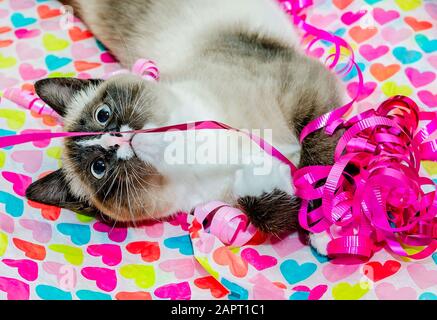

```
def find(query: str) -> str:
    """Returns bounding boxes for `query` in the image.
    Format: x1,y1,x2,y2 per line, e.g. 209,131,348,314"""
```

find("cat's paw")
233,157,294,198
309,232,331,257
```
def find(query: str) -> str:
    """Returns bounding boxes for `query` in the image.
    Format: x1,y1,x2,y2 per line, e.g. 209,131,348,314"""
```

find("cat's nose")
106,135,131,147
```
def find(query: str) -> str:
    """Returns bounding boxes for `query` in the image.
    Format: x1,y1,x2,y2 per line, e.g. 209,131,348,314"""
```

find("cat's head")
26,76,173,222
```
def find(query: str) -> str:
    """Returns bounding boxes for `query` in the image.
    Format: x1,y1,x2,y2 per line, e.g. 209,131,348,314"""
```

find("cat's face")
26,76,171,222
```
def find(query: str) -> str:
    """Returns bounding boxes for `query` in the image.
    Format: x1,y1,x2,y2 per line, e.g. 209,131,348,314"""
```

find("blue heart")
419,292,437,301
364,0,382,4
76,290,112,300
45,55,72,71
221,278,249,300
280,259,317,285
0,191,24,217
96,40,107,51
289,291,310,300
11,13,37,28
57,223,91,246
393,47,423,65
163,235,193,256
0,129,16,150
432,253,437,265
311,247,331,263
321,28,346,46
415,34,437,54
36,285,72,300
336,62,366,81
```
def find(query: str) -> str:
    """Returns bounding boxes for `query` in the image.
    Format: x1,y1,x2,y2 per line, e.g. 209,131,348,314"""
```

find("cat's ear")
34,78,103,117
26,169,98,215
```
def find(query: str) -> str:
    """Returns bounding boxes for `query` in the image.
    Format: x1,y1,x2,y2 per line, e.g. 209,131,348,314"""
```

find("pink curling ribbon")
3,88,63,123
103,58,160,82
194,202,258,247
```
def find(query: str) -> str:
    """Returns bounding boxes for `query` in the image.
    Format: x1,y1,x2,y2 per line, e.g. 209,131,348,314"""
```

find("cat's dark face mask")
25,76,167,223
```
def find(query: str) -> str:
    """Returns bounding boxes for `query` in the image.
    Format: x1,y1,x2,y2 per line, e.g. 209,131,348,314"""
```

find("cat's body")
27,0,342,254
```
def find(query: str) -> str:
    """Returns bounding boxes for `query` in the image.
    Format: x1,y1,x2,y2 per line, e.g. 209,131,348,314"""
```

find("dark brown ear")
34,78,103,117
26,169,98,215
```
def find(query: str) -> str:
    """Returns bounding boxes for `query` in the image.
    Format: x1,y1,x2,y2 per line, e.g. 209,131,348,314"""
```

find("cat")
26,0,343,255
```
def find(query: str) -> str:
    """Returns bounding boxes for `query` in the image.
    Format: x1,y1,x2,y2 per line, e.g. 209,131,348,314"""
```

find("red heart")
37,5,61,19
74,61,101,72
194,276,228,298
188,219,202,239
0,26,11,34
28,200,61,221
13,238,46,261
245,231,268,246
115,291,152,300
333,0,353,10
349,26,378,43
68,27,93,42
363,260,401,282
126,241,160,262
0,40,13,48
404,17,433,32
370,63,401,81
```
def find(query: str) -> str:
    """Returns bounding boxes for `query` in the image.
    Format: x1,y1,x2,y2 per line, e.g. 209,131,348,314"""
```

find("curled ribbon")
104,58,160,81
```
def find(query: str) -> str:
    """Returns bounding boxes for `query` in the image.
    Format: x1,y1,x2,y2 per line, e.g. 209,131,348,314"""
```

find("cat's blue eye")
94,104,112,125
91,159,106,179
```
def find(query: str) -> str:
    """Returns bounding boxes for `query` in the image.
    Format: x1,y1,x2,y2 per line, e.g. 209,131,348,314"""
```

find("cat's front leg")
233,157,300,235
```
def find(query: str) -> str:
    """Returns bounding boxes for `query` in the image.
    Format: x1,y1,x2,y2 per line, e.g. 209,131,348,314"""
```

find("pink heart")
381,27,412,45
40,20,61,31
15,28,41,39
93,222,127,242
375,283,417,300
11,150,43,173
19,63,48,81
322,262,360,282
428,56,437,70
0,277,29,300
347,81,377,101
21,130,52,148
372,8,400,25
418,90,437,108
0,73,19,90
77,73,92,79
154,282,191,300
2,172,32,197
2,259,38,282
194,232,216,254
43,262,77,289
405,68,436,88
159,258,195,279
341,10,367,25
87,244,122,266
425,3,437,20
16,43,44,61
309,47,325,59
168,212,190,231
407,264,437,289
143,221,164,238
71,43,99,60
0,213,14,234
10,0,34,10
0,9,9,19
101,52,117,63
293,285,328,300
19,219,52,243
271,234,304,257
81,267,117,292
250,274,285,300
309,13,338,28
241,248,277,271
359,44,389,61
